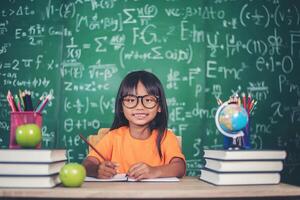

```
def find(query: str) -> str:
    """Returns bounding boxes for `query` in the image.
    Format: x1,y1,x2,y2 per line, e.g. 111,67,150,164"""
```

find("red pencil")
247,93,252,112
249,100,256,113
79,134,106,161
7,91,17,112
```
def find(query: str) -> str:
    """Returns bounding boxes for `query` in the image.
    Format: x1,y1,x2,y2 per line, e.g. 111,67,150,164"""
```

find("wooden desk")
1,177,300,199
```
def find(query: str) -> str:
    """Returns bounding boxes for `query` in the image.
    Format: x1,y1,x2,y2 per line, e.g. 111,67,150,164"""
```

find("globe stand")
215,101,247,150
229,134,244,150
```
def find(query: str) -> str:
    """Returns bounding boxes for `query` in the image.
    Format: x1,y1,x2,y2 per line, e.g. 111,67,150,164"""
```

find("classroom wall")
0,0,299,184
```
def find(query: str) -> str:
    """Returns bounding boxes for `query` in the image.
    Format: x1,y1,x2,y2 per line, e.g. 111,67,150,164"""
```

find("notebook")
85,173,180,182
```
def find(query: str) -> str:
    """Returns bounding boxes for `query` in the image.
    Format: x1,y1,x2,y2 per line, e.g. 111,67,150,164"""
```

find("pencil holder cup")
9,112,42,149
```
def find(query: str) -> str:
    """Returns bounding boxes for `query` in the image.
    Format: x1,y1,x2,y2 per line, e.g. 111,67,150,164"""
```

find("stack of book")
0,149,66,188
200,149,287,185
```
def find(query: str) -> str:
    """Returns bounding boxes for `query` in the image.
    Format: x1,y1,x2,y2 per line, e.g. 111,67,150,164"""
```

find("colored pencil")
34,95,44,111
247,93,252,112
19,90,25,110
14,94,22,111
249,100,257,113
36,94,52,113
242,93,246,109
25,90,33,111
7,91,17,112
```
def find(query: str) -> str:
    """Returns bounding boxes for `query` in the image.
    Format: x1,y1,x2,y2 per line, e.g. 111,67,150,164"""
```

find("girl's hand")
127,162,159,180
97,161,118,179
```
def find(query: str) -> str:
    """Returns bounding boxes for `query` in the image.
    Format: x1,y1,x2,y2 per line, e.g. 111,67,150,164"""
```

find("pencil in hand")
79,134,106,161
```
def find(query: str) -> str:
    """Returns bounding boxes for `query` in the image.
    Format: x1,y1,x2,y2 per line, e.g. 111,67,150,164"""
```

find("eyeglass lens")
122,95,158,109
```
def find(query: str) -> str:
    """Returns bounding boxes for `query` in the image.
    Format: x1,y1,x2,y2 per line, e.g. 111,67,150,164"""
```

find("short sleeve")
87,132,113,162
161,130,186,164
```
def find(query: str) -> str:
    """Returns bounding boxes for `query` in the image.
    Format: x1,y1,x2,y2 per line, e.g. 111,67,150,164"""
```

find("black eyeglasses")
122,95,159,109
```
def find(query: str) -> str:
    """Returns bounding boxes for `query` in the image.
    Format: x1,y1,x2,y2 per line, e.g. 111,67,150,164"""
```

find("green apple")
59,163,86,187
15,123,42,148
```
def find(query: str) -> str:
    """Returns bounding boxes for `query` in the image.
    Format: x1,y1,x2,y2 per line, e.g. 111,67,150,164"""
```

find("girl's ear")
158,106,161,113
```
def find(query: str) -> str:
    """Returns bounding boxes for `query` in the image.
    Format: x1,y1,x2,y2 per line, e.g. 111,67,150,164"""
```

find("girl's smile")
132,112,148,119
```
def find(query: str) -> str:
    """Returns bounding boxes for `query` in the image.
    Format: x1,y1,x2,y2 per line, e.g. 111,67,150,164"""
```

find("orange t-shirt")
87,126,185,173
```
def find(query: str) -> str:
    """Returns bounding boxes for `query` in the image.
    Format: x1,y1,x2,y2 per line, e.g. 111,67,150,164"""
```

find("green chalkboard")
0,0,300,185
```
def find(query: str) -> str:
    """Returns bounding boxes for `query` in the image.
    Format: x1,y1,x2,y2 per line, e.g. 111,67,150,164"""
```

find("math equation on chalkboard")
0,0,299,184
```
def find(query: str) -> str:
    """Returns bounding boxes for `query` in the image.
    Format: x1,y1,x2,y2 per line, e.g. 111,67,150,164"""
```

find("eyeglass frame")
121,94,160,109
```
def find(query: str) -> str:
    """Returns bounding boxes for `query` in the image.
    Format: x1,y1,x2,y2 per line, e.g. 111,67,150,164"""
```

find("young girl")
83,70,186,180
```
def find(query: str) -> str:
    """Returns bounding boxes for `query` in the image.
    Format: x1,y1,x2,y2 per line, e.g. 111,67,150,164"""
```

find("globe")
215,101,249,139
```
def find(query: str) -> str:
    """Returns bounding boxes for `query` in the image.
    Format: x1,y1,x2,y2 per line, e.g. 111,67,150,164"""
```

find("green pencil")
14,94,21,111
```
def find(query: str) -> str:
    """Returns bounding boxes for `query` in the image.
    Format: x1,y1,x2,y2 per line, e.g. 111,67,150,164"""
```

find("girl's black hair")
110,70,168,159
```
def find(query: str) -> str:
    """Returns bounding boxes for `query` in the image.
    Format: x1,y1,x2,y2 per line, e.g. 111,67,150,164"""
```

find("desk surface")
1,177,300,199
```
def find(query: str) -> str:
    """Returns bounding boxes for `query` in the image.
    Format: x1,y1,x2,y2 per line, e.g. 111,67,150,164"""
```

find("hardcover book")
0,160,66,175
0,174,61,188
0,149,67,163
200,168,280,185
203,150,287,160
204,158,283,172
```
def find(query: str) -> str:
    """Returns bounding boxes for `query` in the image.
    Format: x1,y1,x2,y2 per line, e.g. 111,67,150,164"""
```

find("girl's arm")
127,157,186,180
82,156,100,177
83,156,118,178
160,157,186,177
